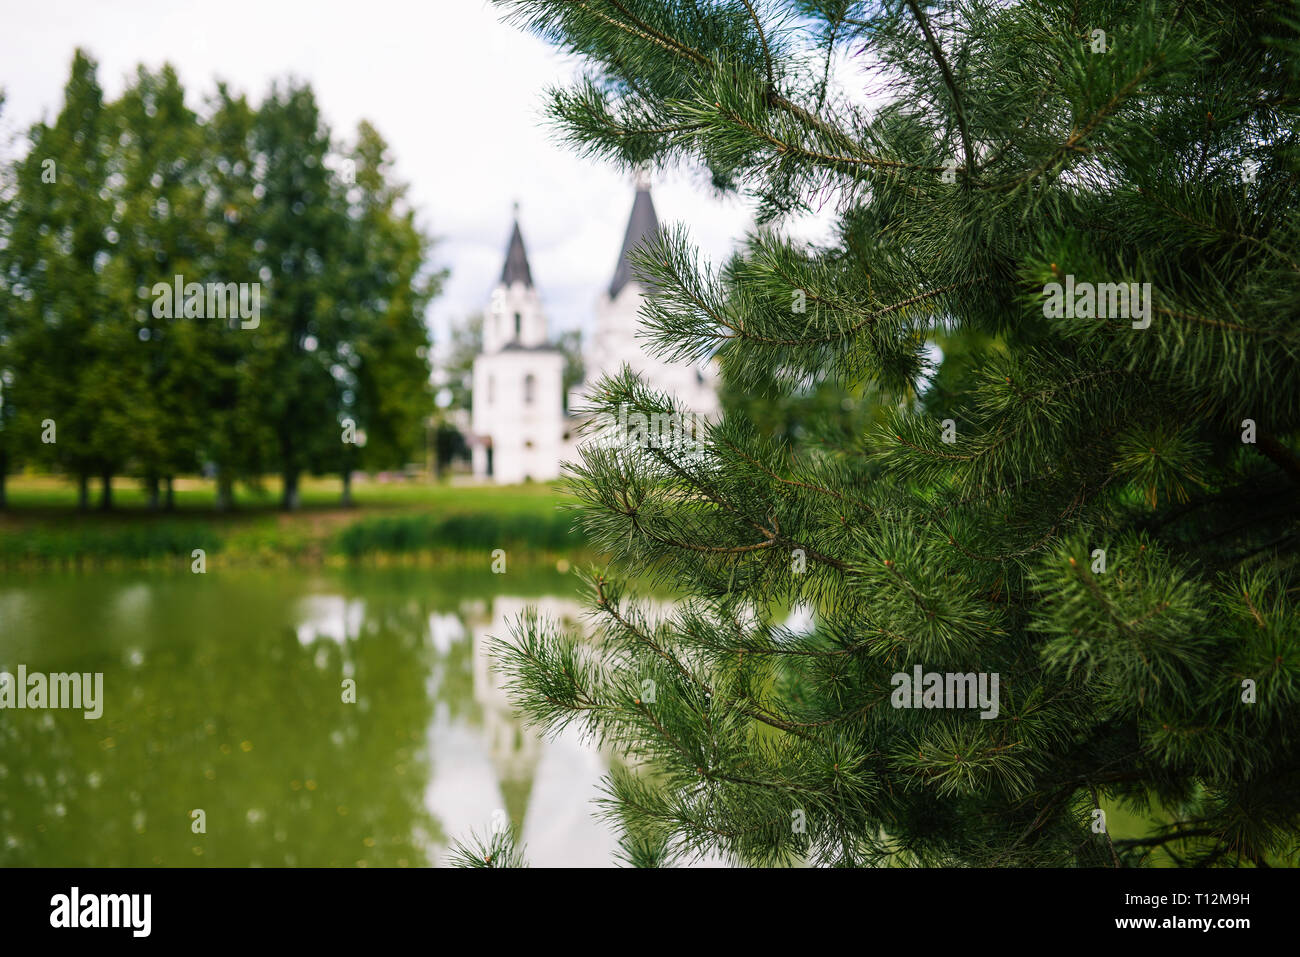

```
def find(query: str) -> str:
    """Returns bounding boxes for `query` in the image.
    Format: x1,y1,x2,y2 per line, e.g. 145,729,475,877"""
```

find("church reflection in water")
431,594,619,866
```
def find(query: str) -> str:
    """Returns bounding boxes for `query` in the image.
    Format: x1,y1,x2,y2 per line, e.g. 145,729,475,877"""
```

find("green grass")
336,511,584,557
0,474,585,567
0,522,226,566
0,473,566,514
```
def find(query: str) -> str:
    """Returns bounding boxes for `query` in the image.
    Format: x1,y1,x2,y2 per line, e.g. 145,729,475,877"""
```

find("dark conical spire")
501,205,533,287
609,186,660,298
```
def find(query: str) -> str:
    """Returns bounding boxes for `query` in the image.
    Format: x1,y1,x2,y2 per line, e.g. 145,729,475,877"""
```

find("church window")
514,312,522,339
524,373,536,405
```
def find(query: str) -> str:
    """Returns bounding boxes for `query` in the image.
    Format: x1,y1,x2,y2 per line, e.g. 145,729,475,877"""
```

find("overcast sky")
0,0,839,352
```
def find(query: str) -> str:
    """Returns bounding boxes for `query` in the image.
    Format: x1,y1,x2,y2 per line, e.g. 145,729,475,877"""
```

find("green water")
0,566,618,867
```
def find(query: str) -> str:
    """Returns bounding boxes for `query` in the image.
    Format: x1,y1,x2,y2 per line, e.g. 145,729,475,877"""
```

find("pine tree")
482,0,1300,867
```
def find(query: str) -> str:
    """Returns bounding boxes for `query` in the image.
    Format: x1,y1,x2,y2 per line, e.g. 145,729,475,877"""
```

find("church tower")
576,180,719,419
470,208,567,483
484,206,549,352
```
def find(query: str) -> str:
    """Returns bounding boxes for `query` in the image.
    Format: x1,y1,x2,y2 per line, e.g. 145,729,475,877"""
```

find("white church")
469,184,719,484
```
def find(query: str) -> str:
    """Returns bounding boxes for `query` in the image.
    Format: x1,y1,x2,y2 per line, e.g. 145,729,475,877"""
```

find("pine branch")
904,0,975,180
1256,433,1300,486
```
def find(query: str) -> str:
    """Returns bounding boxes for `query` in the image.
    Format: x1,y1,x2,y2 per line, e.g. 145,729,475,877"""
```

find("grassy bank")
0,474,590,568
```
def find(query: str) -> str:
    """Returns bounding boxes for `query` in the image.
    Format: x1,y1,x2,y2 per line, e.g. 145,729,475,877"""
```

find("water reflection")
452,596,618,866
0,567,619,867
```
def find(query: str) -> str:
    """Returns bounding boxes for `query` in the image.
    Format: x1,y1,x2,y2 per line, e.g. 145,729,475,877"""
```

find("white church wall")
585,285,721,420
471,348,566,484
485,281,547,353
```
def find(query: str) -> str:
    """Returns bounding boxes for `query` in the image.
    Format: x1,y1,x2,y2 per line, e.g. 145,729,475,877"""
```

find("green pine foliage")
446,828,529,868
485,0,1300,866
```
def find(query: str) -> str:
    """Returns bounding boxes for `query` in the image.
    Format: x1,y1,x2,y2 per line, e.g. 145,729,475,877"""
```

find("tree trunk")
145,475,160,511
215,473,234,512
77,473,90,511
99,468,113,511
280,433,299,511
164,475,175,511
0,449,7,509
281,470,300,511
341,469,353,508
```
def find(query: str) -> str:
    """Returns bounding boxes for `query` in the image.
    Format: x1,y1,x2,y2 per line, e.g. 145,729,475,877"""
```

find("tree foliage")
485,0,1300,867
0,51,441,509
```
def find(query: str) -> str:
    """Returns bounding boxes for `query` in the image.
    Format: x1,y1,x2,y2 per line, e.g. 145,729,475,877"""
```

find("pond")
0,565,623,867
